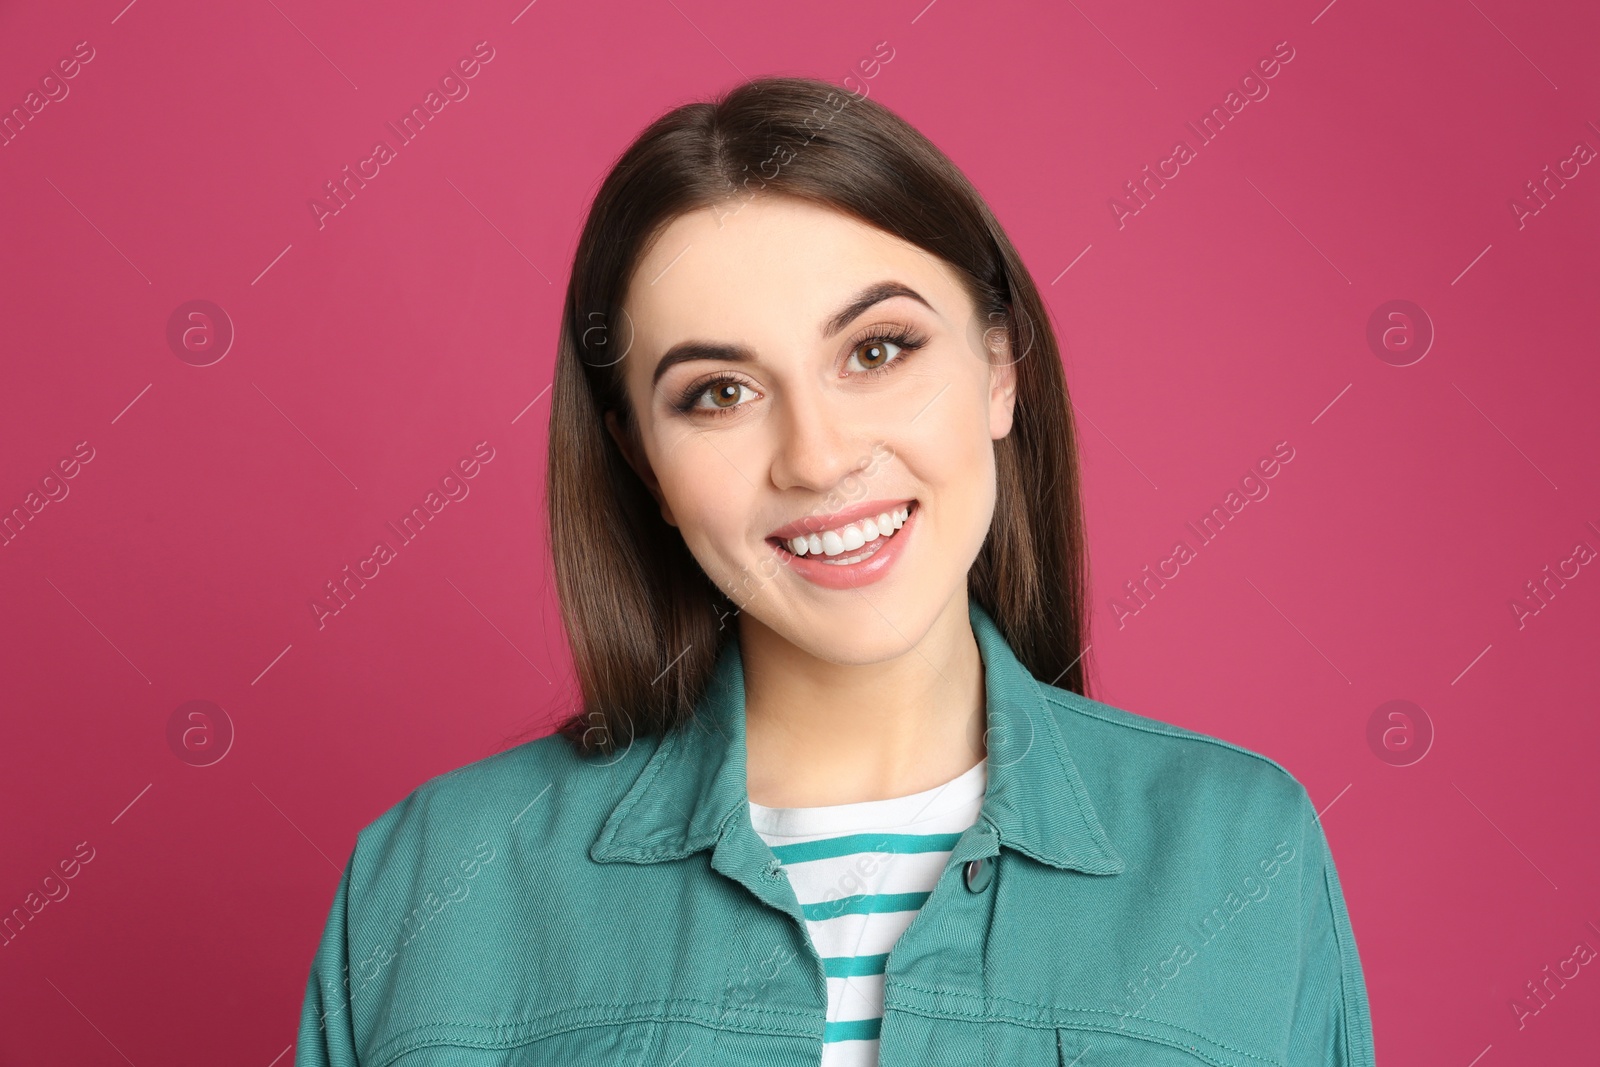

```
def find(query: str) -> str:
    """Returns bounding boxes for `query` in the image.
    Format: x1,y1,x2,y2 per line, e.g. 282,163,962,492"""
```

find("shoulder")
323,731,666,1062
1035,682,1318,868
1039,681,1310,801
344,728,660,899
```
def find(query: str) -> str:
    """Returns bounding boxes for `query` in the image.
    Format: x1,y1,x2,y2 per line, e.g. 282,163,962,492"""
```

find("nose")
768,384,875,494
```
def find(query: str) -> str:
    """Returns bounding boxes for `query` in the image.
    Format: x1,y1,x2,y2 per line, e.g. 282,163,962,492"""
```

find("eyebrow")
648,281,935,388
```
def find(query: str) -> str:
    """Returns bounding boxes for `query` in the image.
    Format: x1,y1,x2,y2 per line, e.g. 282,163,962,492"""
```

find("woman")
296,76,1375,1067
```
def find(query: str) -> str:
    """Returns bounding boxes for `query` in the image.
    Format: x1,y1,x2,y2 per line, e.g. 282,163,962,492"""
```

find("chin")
745,583,955,666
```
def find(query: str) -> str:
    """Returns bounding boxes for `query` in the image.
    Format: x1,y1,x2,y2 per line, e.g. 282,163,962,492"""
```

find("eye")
702,381,753,410
846,338,901,373
678,377,758,414
844,328,925,375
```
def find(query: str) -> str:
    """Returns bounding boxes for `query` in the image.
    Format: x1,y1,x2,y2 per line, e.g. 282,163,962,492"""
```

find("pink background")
2,0,1597,1063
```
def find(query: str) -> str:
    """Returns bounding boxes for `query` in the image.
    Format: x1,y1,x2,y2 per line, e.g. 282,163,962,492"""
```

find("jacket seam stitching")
1319,820,1374,1066
1325,857,1357,1066
1040,690,1297,781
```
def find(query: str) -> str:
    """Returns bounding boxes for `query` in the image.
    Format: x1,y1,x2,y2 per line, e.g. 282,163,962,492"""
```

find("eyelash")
671,324,930,417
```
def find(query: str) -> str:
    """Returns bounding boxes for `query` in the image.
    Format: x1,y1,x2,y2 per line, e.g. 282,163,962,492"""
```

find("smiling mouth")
768,501,918,566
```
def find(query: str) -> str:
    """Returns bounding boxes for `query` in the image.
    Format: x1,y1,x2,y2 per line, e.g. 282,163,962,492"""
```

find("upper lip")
767,498,916,542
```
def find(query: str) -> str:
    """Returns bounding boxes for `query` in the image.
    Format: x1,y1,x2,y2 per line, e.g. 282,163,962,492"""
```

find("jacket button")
964,857,992,893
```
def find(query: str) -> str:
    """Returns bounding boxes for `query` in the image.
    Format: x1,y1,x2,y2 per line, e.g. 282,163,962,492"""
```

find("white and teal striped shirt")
749,758,987,1067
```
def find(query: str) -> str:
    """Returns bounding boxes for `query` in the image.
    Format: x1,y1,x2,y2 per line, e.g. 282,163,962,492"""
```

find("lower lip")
768,503,919,590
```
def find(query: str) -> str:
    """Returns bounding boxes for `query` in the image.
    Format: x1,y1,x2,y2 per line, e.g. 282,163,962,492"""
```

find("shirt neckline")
748,757,987,837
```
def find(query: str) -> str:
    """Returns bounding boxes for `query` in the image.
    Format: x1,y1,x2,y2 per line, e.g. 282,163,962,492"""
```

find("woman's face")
610,195,1017,665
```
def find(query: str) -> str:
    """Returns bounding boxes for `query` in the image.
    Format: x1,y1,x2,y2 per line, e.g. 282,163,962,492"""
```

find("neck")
739,592,988,808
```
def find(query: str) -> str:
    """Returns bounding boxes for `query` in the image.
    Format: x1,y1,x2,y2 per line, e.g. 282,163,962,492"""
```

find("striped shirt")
748,758,987,1067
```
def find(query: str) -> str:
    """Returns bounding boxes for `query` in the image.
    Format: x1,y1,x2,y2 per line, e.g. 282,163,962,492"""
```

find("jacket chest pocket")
374,1020,827,1067
371,1021,662,1067
1057,1028,1248,1067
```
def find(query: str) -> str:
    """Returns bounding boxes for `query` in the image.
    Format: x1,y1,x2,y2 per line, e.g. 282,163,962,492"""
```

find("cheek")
890,386,999,559
655,440,762,569
894,382,995,490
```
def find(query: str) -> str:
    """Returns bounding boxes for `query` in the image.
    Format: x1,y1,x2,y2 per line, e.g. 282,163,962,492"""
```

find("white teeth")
783,505,913,557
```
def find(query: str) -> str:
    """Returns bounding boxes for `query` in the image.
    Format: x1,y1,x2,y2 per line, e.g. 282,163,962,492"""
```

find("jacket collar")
590,600,1124,875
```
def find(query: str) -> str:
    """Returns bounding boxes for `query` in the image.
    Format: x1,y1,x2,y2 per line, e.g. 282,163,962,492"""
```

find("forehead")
621,196,966,356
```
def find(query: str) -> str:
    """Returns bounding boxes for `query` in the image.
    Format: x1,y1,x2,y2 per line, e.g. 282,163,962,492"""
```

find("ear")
987,331,1019,441
604,409,678,528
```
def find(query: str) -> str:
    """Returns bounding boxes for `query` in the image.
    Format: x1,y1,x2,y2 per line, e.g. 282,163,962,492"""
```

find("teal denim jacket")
295,602,1376,1067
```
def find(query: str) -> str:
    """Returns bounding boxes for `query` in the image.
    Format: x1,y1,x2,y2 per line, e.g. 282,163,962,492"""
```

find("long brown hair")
542,76,1093,759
